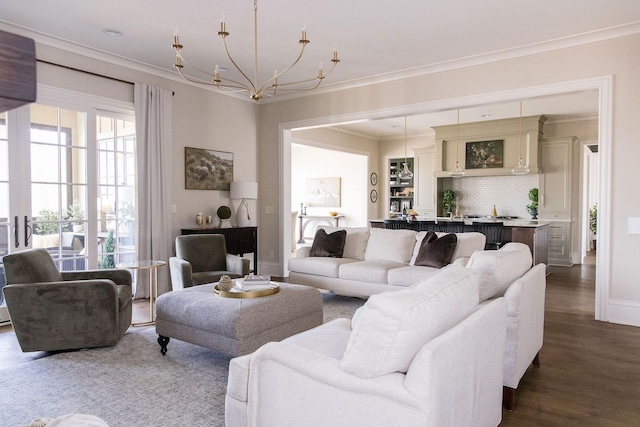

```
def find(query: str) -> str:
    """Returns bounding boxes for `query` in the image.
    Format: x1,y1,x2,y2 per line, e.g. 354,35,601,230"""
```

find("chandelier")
397,117,414,180
172,0,340,101
511,101,530,175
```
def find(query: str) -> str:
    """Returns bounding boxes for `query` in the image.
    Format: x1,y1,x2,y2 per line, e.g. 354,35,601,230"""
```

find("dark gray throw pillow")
310,229,347,258
414,231,458,268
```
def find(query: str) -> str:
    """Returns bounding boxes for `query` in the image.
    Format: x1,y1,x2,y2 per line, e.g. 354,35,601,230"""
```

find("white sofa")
226,267,507,427
288,226,487,298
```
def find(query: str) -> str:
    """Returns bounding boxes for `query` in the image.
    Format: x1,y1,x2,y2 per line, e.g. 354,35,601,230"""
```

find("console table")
181,226,258,274
297,214,344,243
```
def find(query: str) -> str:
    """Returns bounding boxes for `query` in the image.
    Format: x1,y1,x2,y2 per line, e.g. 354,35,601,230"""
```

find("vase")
529,208,538,220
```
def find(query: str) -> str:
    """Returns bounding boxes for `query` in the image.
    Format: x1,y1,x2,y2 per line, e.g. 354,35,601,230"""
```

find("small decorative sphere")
217,205,232,220
217,275,234,291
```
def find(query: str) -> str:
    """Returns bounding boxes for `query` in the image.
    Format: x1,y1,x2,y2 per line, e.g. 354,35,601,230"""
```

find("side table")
117,260,166,326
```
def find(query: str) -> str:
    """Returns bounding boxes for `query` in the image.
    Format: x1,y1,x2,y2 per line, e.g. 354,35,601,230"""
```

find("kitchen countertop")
371,218,552,228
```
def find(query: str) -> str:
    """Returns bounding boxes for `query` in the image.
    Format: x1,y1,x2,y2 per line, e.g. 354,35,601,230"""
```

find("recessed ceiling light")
481,113,491,119
103,28,123,37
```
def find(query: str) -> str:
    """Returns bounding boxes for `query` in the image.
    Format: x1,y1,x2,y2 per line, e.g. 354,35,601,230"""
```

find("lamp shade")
230,181,258,200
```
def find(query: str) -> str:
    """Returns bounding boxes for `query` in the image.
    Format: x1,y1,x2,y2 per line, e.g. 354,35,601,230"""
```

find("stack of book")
236,275,272,291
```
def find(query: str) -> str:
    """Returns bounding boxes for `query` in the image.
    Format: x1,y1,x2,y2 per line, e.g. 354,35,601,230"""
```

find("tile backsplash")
446,174,540,218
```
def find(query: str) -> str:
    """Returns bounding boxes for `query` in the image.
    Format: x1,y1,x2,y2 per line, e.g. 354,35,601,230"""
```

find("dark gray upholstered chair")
2,248,132,352
169,234,250,290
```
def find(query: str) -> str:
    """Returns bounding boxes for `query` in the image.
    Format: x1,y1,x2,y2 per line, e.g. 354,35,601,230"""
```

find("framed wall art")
184,147,234,190
305,177,341,207
465,140,504,169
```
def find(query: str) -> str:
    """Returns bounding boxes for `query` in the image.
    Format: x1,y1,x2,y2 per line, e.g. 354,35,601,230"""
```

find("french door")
0,88,136,323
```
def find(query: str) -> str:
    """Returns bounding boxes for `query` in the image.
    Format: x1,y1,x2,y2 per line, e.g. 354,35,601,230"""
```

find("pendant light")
449,109,465,178
511,101,530,175
398,116,414,180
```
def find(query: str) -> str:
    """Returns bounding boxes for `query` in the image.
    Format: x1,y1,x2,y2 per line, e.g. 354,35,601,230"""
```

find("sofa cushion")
339,260,406,284
364,228,416,264
387,265,440,286
414,231,458,268
310,229,347,258
319,226,370,260
466,242,533,301
339,266,479,378
288,256,357,278
410,231,485,265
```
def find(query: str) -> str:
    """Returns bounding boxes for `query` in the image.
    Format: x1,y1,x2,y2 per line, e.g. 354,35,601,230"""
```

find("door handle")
24,215,32,247
14,215,19,248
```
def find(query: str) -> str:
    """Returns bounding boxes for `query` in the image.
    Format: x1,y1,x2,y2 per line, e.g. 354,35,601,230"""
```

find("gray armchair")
169,234,250,290
2,248,132,352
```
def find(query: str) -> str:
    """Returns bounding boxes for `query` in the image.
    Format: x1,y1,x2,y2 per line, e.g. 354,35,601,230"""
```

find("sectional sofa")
288,226,486,298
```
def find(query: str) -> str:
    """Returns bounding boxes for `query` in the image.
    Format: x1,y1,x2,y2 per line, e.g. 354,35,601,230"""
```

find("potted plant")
442,189,456,215
526,188,539,219
589,204,597,250
217,205,232,228
67,199,85,232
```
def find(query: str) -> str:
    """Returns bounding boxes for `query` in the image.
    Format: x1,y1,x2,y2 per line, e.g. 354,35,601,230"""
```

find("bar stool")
413,220,437,232
384,219,410,229
472,222,506,250
440,221,466,233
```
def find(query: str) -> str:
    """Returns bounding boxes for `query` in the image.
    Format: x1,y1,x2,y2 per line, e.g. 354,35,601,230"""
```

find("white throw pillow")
363,228,416,264
340,266,479,378
319,226,370,260
466,242,533,301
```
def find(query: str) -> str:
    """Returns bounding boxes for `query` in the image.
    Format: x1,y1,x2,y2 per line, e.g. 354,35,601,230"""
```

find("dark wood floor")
2,256,640,425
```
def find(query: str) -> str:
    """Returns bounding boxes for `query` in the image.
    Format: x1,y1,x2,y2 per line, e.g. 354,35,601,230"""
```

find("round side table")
117,260,166,326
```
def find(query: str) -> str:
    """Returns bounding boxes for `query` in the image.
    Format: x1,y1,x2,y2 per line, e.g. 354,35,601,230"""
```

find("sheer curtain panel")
134,84,173,298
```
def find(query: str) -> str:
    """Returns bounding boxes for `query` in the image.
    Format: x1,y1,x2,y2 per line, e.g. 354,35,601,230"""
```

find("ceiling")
1,0,639,137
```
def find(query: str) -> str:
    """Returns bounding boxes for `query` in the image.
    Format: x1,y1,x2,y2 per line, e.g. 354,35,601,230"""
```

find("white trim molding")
607,299,640,327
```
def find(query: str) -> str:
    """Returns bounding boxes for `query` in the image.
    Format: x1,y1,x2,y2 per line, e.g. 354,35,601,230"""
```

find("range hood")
0,29,36,112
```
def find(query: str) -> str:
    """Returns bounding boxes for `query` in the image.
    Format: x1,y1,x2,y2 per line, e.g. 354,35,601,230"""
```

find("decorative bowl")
329,211,338,216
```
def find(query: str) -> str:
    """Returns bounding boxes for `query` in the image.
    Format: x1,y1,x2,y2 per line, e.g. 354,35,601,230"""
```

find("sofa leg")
503,386,517,411
158,335,170,356
533,352,541,368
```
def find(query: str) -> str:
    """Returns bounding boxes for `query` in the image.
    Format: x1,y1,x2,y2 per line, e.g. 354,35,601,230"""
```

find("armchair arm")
3,279,122,352
296,246,311,258
243,342,424,426
61,269,132,288
169,257,193,290
226,254,250,276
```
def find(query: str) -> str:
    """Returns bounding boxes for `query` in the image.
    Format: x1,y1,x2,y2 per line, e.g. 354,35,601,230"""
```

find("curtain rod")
36,59,174,95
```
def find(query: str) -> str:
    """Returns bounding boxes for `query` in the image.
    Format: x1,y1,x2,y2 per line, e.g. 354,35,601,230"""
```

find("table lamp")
230,181,258,227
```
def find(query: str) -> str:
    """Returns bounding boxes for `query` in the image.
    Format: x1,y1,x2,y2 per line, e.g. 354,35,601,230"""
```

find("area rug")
0,293,364,427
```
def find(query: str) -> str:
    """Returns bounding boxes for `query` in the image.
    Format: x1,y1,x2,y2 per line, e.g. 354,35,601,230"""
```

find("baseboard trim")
607,299,640,327
257,261,282,277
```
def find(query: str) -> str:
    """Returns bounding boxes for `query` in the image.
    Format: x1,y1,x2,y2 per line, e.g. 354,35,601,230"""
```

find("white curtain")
134,83,173,298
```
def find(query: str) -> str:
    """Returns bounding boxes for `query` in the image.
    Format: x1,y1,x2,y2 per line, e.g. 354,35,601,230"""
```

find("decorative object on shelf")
443,189,456,215
196,212,204,229
217,275,234,292
370,189,378,203
184,147,233,190
450,109,465,178
466,139,504,169
305,177,341,207
217,205,232,228
526,188,538,219
492,205,498,217
398,117,414,180
512,101,531,175
370,172,378,186
329,211,338,216
230,181,258,228
172,0,339,102
206,215,213,227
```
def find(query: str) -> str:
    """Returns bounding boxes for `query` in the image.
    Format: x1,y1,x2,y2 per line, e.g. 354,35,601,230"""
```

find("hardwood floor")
2,258,640,425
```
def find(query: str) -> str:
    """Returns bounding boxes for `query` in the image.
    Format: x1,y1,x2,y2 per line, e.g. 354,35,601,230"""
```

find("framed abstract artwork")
305,177,341,207
184,147,233,190
465,140,504,169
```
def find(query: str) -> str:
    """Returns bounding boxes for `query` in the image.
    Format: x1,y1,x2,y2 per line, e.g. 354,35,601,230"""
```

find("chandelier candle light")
511,101,530,175
449,109,465,178
172,0,340,101
230,181,258,228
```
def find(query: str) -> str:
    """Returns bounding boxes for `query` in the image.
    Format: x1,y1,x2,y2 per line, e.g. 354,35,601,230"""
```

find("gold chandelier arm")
257,42,308,94
220,36,258,94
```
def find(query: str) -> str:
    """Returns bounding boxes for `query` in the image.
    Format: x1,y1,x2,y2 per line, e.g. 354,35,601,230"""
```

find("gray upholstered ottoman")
155,282,323,357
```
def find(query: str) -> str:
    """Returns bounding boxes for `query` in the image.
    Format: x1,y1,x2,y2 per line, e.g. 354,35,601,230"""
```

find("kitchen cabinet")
546,222,572,266
413,147,436,217
510,224,548,268
389,157,414,216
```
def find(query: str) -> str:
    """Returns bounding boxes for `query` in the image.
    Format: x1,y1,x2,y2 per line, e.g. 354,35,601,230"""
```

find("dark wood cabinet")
181,227,258,274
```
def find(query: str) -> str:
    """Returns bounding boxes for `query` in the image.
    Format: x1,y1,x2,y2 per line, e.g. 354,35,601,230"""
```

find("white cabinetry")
539,137,576,266
413,147,436,217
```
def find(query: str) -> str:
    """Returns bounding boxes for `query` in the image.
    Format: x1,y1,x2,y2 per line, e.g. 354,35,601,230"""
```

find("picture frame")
370,172,378,186
370,189,378,203
305,177,341,207
184,147,233,190
465,140,504,169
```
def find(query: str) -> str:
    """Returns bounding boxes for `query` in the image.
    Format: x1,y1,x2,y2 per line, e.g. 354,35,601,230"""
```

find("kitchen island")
369,218,549,267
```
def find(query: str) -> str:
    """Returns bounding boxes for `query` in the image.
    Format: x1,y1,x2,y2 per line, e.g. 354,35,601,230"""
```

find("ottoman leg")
158,335,170,356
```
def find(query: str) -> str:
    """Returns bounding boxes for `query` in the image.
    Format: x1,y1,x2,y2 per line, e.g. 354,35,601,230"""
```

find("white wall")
258,34,640,326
